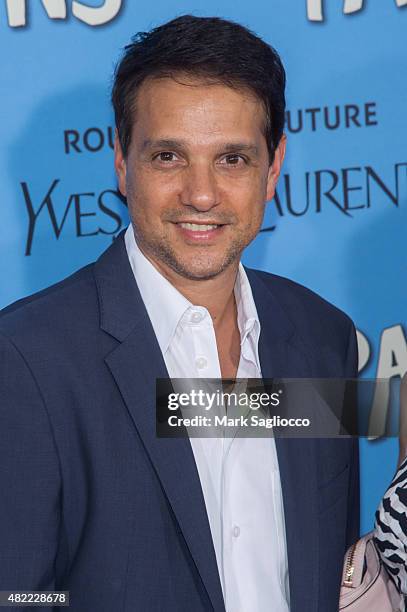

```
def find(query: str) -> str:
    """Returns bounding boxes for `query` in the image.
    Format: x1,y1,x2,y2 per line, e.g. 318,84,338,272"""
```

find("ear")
114,129,127,197
266,133,286,201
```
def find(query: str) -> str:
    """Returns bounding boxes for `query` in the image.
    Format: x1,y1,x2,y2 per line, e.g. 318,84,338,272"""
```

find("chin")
168,256,232,280
174,265,226,281
148,242,240,281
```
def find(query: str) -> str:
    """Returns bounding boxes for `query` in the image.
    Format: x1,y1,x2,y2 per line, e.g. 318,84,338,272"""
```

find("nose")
180,163,220,212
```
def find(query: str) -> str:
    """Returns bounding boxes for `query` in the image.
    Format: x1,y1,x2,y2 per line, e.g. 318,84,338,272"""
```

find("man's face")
115,75,286,281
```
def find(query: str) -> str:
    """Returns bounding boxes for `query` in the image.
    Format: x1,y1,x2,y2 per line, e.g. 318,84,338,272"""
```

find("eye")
153,151,178,163
219,154,247,167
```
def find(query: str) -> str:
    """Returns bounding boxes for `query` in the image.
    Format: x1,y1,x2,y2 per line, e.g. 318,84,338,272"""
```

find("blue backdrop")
1,0,406,534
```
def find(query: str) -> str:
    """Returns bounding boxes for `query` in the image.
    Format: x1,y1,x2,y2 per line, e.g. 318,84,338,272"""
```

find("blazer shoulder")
247,267,356,346
0,263,97,345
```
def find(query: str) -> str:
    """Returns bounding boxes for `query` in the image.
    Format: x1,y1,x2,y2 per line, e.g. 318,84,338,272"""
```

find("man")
0,15,359,612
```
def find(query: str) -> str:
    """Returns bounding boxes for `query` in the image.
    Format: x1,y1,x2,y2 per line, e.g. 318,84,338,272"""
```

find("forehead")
131,75,266,144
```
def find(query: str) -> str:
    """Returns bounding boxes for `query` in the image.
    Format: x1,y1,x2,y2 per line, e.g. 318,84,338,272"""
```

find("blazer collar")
94,231,148,341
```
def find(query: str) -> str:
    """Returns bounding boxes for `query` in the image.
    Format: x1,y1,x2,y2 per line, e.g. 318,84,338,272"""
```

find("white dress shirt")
125,225,290,611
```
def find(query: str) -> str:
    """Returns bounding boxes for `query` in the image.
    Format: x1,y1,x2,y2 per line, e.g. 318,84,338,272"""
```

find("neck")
138,246,239,329
171,268,239,329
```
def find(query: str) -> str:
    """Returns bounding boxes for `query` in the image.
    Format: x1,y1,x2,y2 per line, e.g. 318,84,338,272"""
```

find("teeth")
179,223,218,231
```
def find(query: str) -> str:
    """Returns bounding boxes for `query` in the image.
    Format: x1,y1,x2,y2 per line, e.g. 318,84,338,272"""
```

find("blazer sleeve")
0,333,61,599
343,321,360,548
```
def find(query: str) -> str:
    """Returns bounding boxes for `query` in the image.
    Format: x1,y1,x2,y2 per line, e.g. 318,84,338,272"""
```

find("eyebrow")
141,138,259,155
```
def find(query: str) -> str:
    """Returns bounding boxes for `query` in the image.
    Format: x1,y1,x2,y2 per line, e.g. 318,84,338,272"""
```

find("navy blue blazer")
0,232,359,612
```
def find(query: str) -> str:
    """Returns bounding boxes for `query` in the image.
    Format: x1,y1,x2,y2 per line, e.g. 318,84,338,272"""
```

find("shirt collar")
235,259,261,369
124,224,261,365
125,225,191,354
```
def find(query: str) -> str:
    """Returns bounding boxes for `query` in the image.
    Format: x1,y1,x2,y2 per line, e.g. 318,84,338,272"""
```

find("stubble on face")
131,205,265,281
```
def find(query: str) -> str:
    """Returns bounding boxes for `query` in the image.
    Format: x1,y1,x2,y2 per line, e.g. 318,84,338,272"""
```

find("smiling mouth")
177,222,222,231
172,221,227,241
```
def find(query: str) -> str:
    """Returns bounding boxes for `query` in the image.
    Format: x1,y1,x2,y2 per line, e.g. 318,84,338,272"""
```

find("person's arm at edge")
343,321,360,548
397,373,407,468
0,332,61,607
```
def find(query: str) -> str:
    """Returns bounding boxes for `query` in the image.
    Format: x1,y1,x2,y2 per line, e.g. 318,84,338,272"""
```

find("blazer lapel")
94,234,225,612
246,268,319,612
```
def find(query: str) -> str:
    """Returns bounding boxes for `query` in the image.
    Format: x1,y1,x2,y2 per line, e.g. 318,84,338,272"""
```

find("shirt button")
232,525,240,538
190,311,204,323
195,356,207,370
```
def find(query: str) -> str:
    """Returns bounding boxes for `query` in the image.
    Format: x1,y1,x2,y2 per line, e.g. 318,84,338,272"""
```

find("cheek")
242,198,267,238
234,187,266,224
226,170,268,201
127,175,172,221
132,170,180,206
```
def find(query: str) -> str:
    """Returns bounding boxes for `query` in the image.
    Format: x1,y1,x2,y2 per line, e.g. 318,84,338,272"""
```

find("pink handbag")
339,532,404,611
